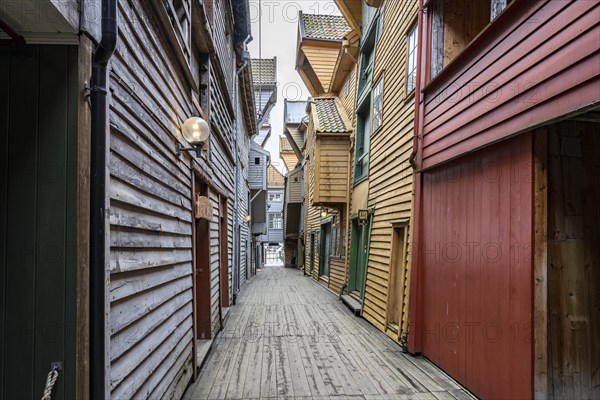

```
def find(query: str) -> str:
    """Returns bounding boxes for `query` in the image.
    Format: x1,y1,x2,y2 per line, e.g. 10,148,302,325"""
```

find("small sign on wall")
195,195,212,220
358,209,369,225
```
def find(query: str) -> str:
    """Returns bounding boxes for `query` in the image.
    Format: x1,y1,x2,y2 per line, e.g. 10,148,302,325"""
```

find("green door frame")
347,211,374,301
319,221,332,277
309,232,316,274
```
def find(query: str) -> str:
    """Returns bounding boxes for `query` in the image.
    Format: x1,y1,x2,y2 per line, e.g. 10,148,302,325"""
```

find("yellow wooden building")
333,0,419,346
294,1,420,347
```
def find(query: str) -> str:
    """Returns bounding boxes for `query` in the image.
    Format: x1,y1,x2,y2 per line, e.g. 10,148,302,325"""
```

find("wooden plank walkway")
184,266,474,400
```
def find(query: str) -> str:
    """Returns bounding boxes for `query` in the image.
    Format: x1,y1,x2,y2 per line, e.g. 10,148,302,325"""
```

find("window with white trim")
372,78,383,132
406,24,418,94
268,193,282,202
268,213,283,229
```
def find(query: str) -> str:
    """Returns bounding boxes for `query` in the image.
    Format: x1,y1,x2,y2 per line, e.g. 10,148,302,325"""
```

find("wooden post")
76,35,93,400
533,130,548,399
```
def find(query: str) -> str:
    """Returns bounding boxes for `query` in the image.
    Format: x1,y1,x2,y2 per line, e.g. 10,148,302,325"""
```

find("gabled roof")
300,13,351,41
268,165,286,187
312,97,350,133
251,58,276,85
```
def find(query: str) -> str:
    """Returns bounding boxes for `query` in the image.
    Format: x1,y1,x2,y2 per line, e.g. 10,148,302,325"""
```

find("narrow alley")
184,266,473,400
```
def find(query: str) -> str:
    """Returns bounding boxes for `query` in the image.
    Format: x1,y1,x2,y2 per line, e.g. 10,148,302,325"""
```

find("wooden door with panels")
386,222,409,338
194,177,212,339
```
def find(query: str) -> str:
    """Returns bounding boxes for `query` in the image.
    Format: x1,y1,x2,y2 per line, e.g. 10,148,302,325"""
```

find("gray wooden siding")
107,2,196,398
249,146,268,190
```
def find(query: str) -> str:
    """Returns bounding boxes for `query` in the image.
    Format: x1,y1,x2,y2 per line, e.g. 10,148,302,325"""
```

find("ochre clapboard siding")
302,46,340,93
420,0,600,169
315,136,351,204
361,0,418,341
304,116,321,278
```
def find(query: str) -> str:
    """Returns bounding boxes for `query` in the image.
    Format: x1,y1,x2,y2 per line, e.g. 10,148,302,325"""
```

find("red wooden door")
419,134,533,399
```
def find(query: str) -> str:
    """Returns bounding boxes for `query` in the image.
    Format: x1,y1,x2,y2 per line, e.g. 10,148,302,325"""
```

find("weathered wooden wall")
107,0,248,397
420,0,600,169
547,121,600,400
108,2,196,397
362,0,418,339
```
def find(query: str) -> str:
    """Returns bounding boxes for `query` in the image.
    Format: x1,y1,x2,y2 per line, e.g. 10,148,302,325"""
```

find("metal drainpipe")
233,35,252,305
409,0,424,170
90,0,118,398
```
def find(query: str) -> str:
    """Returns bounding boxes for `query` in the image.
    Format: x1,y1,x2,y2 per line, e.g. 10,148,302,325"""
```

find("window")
406,24,418,94
372,78,383,132
165,0,191,60
268,193,282,202
255,157,260,165
354,12,381,184
429,0,508,79
268,213,283,229
354,100,371,182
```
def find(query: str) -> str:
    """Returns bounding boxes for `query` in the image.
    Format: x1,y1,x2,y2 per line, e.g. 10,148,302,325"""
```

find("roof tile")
301,13,351,41
313,97,349,133
251,58,276,85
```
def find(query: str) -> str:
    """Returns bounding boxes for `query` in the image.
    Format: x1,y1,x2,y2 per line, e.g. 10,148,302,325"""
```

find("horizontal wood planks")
316,136,351,204
183,266,474,400
420,0,600,169
107,0,241,397
362,0,418,339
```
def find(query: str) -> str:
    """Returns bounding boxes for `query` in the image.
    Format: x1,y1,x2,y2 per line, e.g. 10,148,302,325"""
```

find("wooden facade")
409,0,600,398
359,0,418,343
0,0,258,398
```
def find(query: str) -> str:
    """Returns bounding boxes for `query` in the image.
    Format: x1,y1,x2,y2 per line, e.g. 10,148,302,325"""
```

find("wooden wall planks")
361,0,418,339
106,0,244,397
420,0,600,169
547,121,600,399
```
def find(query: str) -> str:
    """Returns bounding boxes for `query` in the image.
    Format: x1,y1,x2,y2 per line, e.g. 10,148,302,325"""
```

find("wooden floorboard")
183,266,474,400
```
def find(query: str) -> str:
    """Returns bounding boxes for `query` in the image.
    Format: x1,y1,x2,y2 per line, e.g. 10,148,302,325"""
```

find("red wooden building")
408,0,599,398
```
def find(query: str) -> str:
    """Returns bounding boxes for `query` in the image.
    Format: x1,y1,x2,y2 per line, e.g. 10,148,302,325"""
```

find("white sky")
248,0,341,174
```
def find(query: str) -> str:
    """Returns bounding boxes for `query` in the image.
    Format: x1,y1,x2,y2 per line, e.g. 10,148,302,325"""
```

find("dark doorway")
348,217,371,299
309,233,316,275
194,178,212,339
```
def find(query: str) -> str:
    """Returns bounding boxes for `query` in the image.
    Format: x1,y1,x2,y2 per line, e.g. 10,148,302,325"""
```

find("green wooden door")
319,222,331,277
0,45,78,400
348,216,372,296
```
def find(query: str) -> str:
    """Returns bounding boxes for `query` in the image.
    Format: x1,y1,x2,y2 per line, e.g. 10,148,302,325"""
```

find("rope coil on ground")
41,366,59,400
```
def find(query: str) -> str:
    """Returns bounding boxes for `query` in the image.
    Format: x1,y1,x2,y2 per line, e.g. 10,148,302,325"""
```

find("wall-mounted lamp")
245,215,251,222
176,117,210,157
320,208,328,219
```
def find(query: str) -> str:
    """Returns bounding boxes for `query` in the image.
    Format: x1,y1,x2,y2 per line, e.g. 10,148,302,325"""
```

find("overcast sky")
248,0,341,174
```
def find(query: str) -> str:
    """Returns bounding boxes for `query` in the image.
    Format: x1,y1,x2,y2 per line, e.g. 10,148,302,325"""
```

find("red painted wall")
419,0,599,170
416,134,533,399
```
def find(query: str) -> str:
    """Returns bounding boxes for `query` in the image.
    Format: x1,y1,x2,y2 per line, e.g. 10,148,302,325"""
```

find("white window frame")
406,24,418,94
372,78,383,132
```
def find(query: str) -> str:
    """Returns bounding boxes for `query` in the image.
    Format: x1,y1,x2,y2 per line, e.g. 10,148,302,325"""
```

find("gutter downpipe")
233,34,252,305
409,0,424,170
90,1,118,398
407,0,424,354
